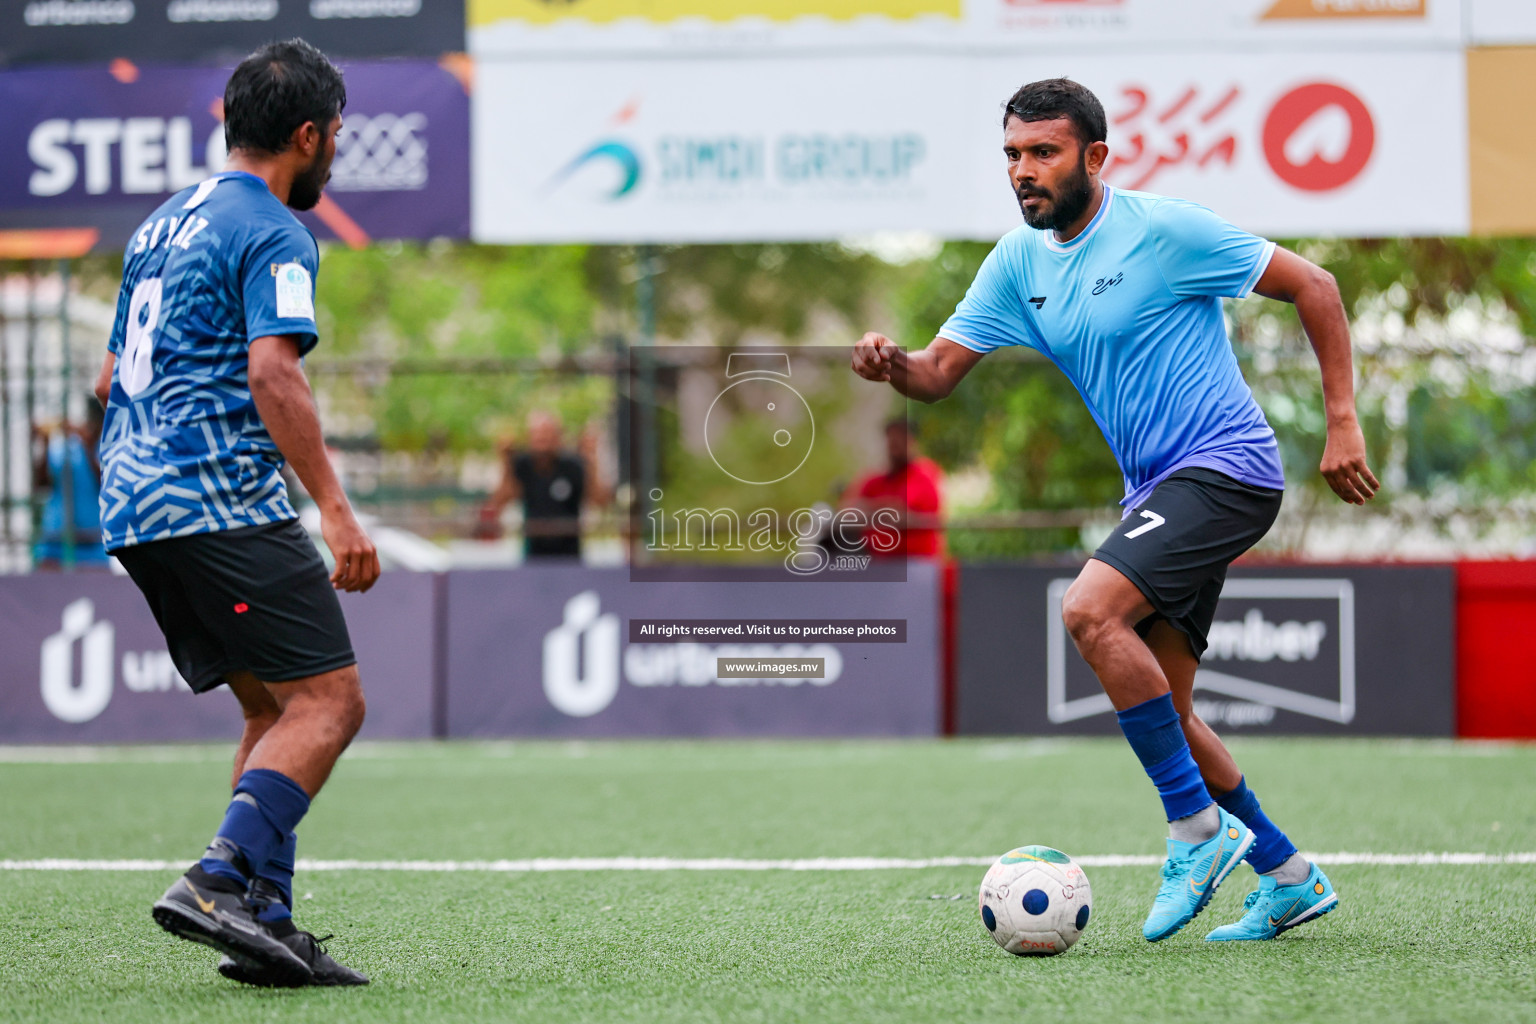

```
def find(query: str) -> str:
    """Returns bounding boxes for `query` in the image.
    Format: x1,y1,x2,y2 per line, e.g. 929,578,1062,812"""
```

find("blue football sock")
1116,693,1213,824
251,832,297,924
198,769,311,885
1213,776,1297,874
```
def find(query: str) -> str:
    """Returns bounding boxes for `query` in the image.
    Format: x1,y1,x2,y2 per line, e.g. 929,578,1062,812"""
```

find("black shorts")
114,519,356,693
1092,467,1282,659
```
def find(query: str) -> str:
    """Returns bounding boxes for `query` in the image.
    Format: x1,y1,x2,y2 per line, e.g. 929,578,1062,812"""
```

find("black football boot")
151,864,313,987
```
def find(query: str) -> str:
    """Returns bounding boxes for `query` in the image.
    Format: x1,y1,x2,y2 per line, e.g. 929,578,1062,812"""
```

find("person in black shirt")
482,411,603,559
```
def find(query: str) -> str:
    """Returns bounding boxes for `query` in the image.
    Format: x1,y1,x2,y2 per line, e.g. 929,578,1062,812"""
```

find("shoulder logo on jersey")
1029,296,1047,310
1092,272,1124,296
273,262,315,320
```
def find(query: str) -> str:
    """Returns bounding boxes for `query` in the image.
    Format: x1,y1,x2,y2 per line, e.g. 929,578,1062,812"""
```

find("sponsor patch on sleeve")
273,262,315,320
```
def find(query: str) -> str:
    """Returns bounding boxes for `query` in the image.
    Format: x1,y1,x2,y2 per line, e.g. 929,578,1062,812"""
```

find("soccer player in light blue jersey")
852,79,1380,942
94,40,377,986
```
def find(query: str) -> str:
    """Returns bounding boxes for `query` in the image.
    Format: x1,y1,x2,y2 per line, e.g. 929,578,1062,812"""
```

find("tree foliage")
312,242,604,453
297,235,1534,552
890,236,1536,555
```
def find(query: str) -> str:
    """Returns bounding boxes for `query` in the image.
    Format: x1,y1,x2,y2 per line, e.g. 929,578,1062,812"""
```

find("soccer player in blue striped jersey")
852,79,1378,942
94,40,377,986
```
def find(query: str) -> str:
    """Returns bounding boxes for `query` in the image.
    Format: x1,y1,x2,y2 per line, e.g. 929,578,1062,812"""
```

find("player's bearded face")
287,120,337,212
1016,147,1093,232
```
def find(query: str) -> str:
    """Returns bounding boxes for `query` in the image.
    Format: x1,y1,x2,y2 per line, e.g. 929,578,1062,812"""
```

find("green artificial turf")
4,738,1535,1024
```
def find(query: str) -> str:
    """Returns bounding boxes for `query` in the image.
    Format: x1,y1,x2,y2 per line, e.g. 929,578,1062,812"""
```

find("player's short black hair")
1003,78,1107,148
224,38,346,155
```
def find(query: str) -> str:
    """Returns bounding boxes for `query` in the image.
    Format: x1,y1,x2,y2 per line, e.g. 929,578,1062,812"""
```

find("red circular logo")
1262,82,1375,193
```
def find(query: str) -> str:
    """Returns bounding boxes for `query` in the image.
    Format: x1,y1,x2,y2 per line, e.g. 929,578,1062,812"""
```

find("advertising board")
0,59,470,248
469,0,1462,56
955,564,1455,736
5,0,464,66
443,562,942,737
0,570,436,743
472,49,1466,243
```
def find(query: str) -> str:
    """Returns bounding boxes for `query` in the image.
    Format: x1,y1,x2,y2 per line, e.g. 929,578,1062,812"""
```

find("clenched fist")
851,332,901,382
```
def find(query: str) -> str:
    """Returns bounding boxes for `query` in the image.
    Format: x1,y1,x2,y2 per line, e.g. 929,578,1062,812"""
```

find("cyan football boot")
1205,862,1339,941
1142,806,1254,942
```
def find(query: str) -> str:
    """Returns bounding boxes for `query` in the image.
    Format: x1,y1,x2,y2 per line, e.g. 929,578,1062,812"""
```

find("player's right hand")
852,332,900,382
323,509,381,593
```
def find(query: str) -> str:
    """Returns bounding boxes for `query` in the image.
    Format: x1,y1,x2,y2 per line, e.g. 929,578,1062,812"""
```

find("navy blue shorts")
1092,468,1282,659
115,519,356,692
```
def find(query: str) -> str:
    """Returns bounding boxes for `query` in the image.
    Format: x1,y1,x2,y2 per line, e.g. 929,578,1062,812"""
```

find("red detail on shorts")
233,603,249,614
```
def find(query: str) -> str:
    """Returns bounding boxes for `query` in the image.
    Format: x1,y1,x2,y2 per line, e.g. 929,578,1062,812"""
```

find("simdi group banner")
472,48,1468,244
469,0,1467,55
0,59,470,250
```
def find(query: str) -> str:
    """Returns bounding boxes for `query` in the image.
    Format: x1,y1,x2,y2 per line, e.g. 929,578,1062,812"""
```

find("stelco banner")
443,563,942,738
0,60,471,247
469,0,1466,56
956,564,1455,736
0,571,436,743
472,48,1466,243
5,0,464,66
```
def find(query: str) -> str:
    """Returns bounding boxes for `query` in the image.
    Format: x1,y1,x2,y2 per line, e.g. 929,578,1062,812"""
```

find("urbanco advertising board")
442,563,942,738
956,564,1455,736
4,0,464,66
0,571,436,743
468,0,1463,56
0,60,470,248
472,48,1466,243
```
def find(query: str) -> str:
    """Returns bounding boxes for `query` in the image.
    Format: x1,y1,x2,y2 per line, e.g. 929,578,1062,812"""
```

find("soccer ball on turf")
978,845,1092,956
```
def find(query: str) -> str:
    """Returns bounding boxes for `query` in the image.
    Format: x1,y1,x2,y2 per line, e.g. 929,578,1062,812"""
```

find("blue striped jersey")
99,172,320,551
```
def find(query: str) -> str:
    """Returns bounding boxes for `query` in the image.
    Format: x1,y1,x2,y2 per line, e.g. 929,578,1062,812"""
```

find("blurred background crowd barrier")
4,559,1534,743
4,0,1536,740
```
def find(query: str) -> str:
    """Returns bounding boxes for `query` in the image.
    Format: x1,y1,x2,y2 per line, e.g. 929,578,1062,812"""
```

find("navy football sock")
251,832,297,924
1213,776,1298,874
1116,693,1213,826
198,769,311,885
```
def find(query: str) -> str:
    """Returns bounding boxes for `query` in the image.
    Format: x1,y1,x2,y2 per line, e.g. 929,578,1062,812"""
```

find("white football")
978,845,1093,956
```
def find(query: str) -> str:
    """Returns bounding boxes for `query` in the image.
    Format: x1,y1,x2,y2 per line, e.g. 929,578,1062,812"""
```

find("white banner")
1469,0,1536,44
469,0,1465,56
472,50,1467,243
472,55,993,243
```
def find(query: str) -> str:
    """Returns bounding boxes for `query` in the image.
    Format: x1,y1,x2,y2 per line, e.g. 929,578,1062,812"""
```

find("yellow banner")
470,0,959,28
1469,47,1536,235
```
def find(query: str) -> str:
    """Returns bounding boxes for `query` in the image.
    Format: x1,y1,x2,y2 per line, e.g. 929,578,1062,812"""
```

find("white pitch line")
2,853,1534,873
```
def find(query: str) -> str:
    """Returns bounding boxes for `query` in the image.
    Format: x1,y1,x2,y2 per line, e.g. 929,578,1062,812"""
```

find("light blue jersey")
939,184,1284,511
100,172,320,551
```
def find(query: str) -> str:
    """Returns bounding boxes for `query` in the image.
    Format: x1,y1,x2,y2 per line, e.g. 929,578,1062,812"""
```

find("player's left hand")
323,508,382,592
1320,418,1380,505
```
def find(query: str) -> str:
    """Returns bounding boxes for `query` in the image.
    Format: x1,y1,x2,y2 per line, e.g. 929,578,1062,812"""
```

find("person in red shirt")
844,418,945,558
